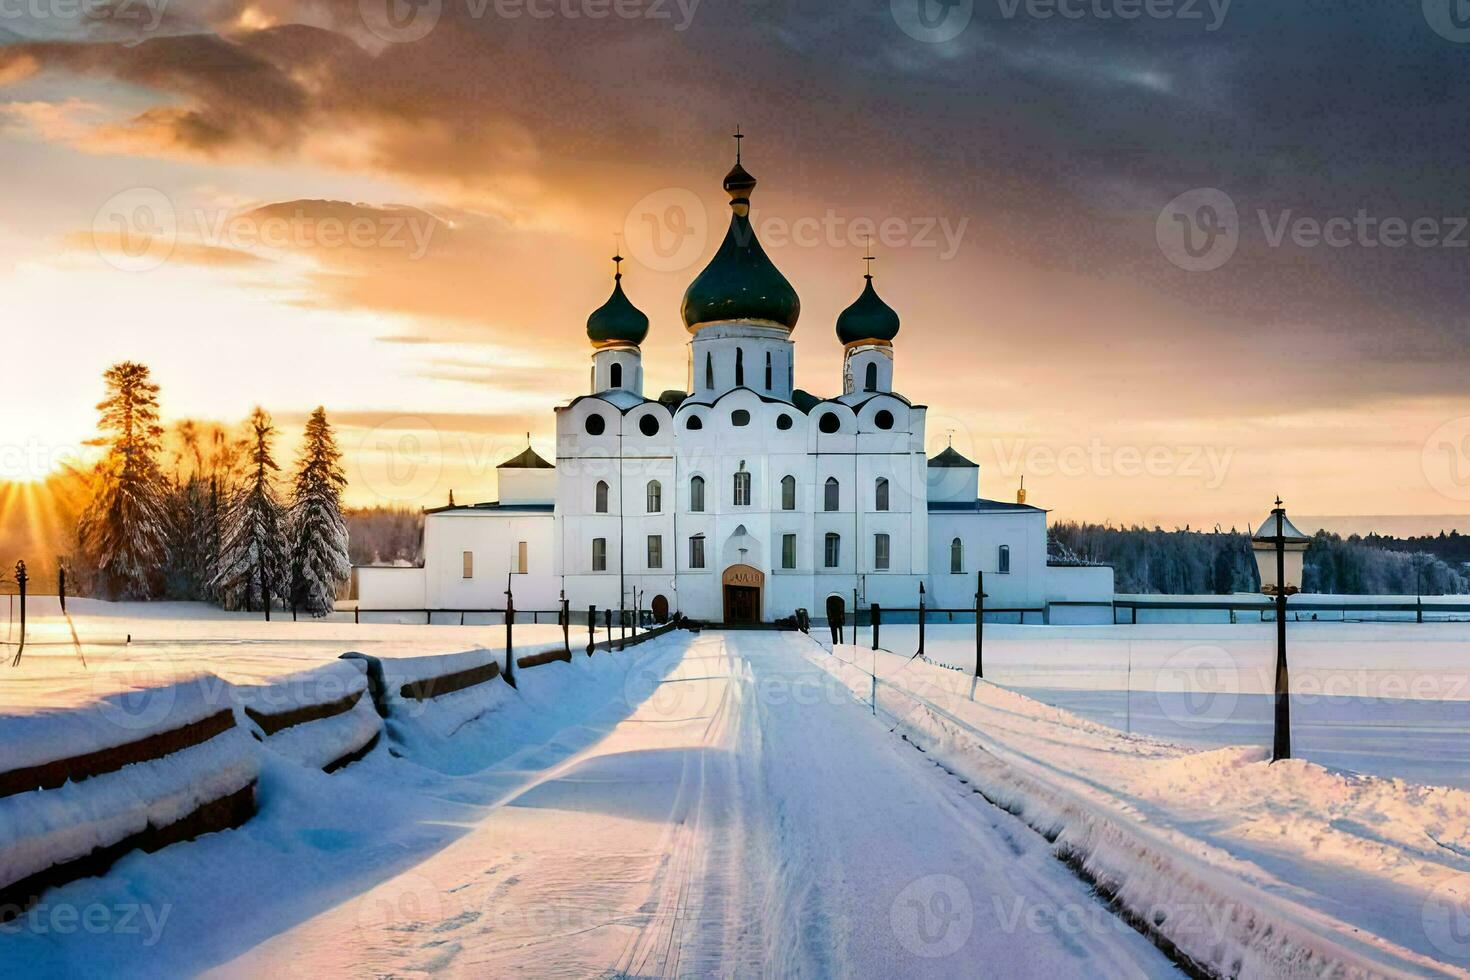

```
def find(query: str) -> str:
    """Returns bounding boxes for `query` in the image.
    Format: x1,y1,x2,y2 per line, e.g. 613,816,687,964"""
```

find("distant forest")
345,507,423,567
1050,523,1470,596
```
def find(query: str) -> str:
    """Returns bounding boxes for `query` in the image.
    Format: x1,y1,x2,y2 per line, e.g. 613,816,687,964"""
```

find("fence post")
503,577,516,688
561,594,571,653
10,561,28,667
917,581,926,658
588,605,597,655
605,607,613,646
975,570,985,679
57,563,66,616
355,607,359,624
1417,596,1424,624
872,603,881,651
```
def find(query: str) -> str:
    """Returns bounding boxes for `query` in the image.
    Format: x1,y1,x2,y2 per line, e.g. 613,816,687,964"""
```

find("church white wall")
498,467,556,505
843,345,894,395
355,565,426,610
592,346,643,396
424,511,560,610
549,380,933,623
927,510,1048,611
928,463,980,503
688,323,795,400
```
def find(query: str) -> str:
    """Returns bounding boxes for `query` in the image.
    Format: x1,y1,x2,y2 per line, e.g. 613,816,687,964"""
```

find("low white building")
357,146,1113,624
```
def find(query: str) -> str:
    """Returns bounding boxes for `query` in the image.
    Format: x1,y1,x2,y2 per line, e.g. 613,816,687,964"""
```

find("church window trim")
734,463,752,507
874,533,891,571
875,477,890,512
824,533,841,568
690,475,705,512
782,534,797,570
646,480,662,513
998,544,1011,574
865,362,878,392
824,477,839,512
611,362,623,389
689,534,706,569
951,538,964,574
647,534,663,570
735,348,745,386
595,480,609,513
592,538,607,572
781,475,796,511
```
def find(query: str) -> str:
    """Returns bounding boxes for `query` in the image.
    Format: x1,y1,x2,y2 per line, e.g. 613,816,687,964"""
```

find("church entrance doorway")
651,594,670,624
722,564,764,624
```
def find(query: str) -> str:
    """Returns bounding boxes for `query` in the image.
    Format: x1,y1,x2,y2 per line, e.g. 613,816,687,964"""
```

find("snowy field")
0,597,571,718
819,638,1470,977
868,621,1470,789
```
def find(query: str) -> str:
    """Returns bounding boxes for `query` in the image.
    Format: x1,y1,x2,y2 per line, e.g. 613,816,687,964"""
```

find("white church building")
356,146,1113,625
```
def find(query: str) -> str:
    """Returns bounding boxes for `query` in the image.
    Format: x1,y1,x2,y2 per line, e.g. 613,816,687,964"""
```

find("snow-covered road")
215,630,1176,978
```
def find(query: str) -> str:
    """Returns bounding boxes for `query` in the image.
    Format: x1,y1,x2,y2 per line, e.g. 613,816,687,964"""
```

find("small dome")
836,275,900,345
587,262,649,348
681,151,800,333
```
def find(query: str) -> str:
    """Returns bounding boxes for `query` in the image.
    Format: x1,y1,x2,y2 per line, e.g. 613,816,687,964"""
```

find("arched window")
690,475,705,512
611,362,623,389
875,477,890,512
999,544,1011,574
735,348,744,386
705,351,713,389
824,532,841,568
646,480,662,513
824,477,839,512
765,351,773,390
950,537,963,574
595,480,609,514
865,362,878,392
733,466,752,506
780,475,796,511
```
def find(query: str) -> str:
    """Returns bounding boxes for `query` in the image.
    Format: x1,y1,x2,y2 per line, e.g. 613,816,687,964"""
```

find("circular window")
731,409,751,427
818,412,841,434
584,414,606,436
776,414,793,431
874,410,895,431
686,415,703,431
639,414,660,437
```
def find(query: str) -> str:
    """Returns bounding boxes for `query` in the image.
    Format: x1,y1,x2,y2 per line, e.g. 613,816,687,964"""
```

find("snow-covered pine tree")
288,407,351,617
78,362,169,600
213,408,288,612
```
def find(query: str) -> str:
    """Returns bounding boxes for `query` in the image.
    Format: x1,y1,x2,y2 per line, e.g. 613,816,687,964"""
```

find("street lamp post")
1251,498,1311,763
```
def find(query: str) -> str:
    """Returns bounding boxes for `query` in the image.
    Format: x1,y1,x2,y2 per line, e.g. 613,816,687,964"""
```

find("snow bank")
0,729,258,908
816,644,1470,978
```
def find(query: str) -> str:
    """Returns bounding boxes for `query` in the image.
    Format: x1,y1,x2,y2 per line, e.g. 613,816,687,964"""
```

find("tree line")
71,361,351,616
1050,521,1470,596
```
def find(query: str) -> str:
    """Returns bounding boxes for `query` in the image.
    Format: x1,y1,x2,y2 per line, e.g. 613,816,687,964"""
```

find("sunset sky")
2,1,1469,530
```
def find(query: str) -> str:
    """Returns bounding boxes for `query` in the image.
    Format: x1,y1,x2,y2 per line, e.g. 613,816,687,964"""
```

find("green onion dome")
835,274,900,346
681,159,800,333
587,257,649,348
